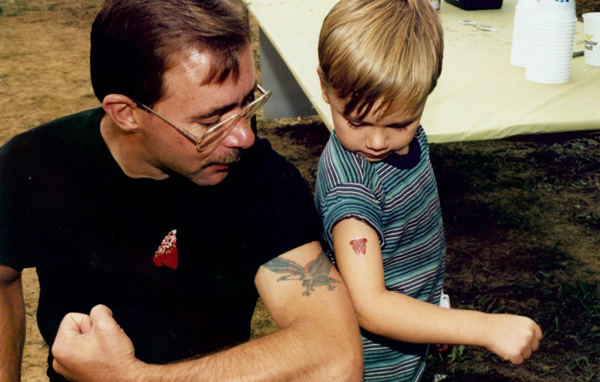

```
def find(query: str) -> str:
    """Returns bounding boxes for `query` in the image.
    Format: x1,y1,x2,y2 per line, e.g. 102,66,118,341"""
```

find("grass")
259,120,600,382
0,0,41,16
422,249,600,381
417,138,600,382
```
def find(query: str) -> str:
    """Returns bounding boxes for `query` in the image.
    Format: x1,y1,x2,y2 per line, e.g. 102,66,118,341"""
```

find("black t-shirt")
0,108,322,380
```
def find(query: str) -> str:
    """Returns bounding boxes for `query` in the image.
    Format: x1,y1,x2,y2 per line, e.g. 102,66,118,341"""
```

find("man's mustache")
201,149,244,169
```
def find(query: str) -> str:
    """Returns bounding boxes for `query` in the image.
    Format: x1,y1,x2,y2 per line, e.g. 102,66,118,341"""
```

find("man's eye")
243,96,255,108
189,120,219,135
199,118,220,128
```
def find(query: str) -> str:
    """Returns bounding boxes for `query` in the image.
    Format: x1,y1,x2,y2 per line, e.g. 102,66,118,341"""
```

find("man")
0,0,362,381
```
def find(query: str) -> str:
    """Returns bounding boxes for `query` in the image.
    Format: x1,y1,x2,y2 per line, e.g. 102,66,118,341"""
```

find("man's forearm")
134,318,361,382
0,273,26,382
136,247,363,382
53,307,362,382
52,244,363,382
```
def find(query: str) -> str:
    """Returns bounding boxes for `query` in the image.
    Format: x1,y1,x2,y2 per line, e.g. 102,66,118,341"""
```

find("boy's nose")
366,132,389,151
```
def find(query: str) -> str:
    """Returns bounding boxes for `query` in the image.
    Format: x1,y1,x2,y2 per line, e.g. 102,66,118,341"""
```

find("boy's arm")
52,241,363,382
0,265,25,382
332,217,543,365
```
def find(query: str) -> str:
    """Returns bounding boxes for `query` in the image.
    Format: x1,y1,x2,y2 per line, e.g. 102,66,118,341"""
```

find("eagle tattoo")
264,252,340,296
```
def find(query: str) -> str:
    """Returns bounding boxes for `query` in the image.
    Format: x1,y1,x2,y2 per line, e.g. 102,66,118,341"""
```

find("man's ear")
317,66,330,105
102,94,140,132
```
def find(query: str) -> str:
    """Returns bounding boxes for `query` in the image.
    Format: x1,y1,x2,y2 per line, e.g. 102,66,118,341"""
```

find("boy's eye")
345,118,364,128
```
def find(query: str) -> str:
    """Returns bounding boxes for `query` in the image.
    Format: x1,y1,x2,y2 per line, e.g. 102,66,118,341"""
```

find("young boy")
314,0,543,380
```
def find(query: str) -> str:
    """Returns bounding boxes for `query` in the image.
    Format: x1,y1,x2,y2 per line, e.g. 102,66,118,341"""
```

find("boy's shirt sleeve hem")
316,133,386,252
320,184,386,250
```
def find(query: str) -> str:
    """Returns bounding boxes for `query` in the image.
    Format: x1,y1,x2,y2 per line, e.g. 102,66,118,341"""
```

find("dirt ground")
1,1,599,381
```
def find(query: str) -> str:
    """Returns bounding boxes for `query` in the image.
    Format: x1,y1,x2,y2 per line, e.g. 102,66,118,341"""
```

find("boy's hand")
484,314,543,365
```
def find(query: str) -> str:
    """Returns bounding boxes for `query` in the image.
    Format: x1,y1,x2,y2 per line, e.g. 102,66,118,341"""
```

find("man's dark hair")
90,0,250,106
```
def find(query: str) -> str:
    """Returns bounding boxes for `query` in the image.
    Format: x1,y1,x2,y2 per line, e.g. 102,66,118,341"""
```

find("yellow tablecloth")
249,0,600,142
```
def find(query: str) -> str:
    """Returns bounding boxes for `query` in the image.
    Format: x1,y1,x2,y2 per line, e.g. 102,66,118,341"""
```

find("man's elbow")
344,345,364,382
328,334,363,382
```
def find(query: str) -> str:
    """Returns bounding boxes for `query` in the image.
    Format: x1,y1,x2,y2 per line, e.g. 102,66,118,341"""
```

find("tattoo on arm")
263,251,340,296
350,238,367,256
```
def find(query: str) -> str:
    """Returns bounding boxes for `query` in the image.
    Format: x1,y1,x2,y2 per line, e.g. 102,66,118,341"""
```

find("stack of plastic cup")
525,0,577,84
510,0,537,67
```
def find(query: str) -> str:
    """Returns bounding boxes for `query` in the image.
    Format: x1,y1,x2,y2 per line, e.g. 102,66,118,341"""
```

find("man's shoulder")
223,136,322,263
1,108,104,153
233,136,301,184
0,107,105,184
248,136,289,166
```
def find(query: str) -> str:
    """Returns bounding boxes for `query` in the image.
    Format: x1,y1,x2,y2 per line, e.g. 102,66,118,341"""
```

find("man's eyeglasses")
132,84,271,152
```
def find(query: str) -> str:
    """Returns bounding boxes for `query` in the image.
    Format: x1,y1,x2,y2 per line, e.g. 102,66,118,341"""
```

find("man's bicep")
0,264,24,323
255,241,349,329
0,265,22,287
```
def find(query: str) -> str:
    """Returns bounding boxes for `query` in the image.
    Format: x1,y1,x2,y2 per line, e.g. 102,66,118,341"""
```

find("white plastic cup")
527,36,575,46
583,13,600,66
429,0,440,12
525,68,571,82
525,0,576,83
526,60,572,68
511,0,536,67
534,0,576,20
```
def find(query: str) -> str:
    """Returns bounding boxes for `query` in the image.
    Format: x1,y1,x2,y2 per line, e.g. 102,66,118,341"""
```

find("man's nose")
224,117,255,149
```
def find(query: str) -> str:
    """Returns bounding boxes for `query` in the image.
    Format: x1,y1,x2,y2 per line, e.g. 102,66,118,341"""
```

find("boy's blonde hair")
318,0,443,120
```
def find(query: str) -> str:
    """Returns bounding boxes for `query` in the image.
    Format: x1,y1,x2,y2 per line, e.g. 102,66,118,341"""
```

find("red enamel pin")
153,229,178,269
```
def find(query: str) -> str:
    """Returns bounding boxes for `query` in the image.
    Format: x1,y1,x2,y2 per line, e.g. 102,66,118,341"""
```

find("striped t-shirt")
315,126,446,382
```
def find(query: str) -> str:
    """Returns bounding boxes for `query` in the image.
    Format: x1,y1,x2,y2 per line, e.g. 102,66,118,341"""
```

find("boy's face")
322,87,424,162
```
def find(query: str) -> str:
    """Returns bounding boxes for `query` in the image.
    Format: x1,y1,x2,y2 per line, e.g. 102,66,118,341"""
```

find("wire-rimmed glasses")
133,84,271,152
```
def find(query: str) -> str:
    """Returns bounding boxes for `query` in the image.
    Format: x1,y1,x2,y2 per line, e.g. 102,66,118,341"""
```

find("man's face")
139,46,257,186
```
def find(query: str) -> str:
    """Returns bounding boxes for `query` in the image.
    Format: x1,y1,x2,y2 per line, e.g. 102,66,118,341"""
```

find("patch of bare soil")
258,120,600,382
1,1,599,381
1,2,103,381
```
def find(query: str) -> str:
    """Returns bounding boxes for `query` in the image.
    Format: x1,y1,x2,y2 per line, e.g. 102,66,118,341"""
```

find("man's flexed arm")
253,241,363,381
52,241,363,382
0,265,25,382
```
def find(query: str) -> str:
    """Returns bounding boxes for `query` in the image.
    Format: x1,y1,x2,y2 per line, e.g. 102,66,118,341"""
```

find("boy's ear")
317,66,331,104
102,94,141,132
